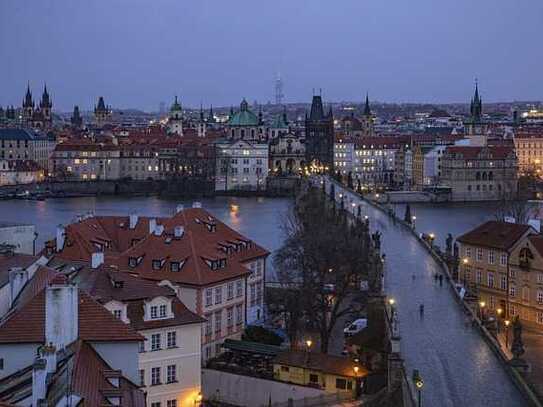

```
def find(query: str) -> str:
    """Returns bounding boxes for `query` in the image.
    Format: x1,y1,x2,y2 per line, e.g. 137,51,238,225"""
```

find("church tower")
167,96,183,136
40,84,53,125
197,105,206,138
22,83,34,123
465,82,488,146
305,93,334,172
94,96,112,125
361,93,374,137
71,105,83,128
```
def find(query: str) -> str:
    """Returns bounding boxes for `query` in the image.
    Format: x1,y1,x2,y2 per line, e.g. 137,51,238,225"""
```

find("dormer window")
152,259,164,270
170,260,185,272
113,280,124,289
150,305,158,319
113,310,122,319
129,257,138,268
159,304,167,318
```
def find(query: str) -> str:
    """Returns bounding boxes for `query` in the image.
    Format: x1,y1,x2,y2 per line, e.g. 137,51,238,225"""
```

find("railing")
266,392,354,407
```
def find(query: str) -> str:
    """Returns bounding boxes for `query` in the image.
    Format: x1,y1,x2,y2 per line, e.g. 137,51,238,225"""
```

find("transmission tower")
275,73,284,105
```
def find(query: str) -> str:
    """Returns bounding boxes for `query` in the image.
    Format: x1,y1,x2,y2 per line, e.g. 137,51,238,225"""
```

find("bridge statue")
446,233,453,256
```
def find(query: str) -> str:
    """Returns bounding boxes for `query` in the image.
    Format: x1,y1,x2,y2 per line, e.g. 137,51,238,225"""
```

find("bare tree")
271,186,371,353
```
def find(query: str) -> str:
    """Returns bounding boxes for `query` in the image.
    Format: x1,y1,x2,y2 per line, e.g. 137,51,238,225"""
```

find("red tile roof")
0,287,143,344
50,207,269,287
444,146,515,160
457,221,532,251
0,254,37,287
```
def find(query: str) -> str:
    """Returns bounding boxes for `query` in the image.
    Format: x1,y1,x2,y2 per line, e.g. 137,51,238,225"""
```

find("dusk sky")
1,0,542,111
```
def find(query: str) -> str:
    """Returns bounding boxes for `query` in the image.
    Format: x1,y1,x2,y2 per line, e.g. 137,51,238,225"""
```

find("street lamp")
194,392,203,406
429,233,435,246
412,369,424,407
306,339,313,350
412,215,417,229
479,301,486,320
505,320,511,348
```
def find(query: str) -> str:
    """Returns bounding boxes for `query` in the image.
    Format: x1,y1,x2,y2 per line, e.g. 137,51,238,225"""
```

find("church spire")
23,83,33,108
363,92,371,116
470,80,482,122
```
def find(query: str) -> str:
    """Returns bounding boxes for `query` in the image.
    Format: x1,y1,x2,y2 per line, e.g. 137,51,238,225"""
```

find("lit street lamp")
479,301,486,320
412,369,424,407
505,320,511,348
412,215,417,229
194,392,203,406
429,233,435,246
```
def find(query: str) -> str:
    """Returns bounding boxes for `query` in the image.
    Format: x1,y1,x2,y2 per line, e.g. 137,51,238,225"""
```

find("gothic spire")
363,92,371,116
470,80,482,122
23,82,33,108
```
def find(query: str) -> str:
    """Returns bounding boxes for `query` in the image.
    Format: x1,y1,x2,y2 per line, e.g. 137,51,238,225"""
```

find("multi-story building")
0,128,55,172
513,127,543,176
269,131,305,175
333,135,354,175
422,145,447,186
58,262,204,407
52,141,121,180
0,272,146,405
120,143,161,180
0,159,44,186
457,221,543,330
305,95,334,171
440,146,518,201
215,139,268,191
355,136,401,188
394,143,414,190
45,205,269,362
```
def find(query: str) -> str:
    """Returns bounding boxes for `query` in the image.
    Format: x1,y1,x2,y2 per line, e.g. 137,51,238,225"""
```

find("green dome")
228,99,259,126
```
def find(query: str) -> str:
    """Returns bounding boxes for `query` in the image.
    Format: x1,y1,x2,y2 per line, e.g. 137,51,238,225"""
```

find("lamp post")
496,308,503,333
429,233,435,247
479,301,486,320
462,258,469,285
412,369,424,407
412,215,417,229
388,298,396,320
194,392,203,406
353,365,362,398
504,320,511,349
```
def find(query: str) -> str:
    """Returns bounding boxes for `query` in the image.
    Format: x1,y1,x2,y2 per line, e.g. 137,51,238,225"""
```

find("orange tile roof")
457,221,532,251
0,286,143,344
50,208,269,287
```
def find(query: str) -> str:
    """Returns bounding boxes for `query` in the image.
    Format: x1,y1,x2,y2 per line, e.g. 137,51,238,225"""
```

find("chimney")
32,358,47,407
9,267,29,307
45,275,78,349
91,252,104,269
41,343,58,374
154,224,164,236
56,224,65,252
129,213,138,229
149,218,157,235
176,204,184,214
192,201,202,208
174,226,184,238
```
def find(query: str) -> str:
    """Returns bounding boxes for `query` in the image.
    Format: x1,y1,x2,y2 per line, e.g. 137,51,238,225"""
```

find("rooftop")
456,221,533,251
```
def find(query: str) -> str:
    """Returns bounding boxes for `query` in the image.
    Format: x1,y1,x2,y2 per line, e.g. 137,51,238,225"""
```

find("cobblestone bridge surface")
320,178,526,407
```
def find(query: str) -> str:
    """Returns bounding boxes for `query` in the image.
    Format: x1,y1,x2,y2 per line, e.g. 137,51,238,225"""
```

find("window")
170,262,180,272
167,331,176,348
139,369,145,386
476,248,483,262
214,310,222,334
476,270,482,284
538,291,543,304
500,253,507,266
538,312,543,325
167,365,177,383
151,333,161,351
236,280,243,297
236,304,243,325
336,378,347,390
309,374,319,384
281,366,289,372
256,282,262,305
139,341,145,353
159,304,167,318
227,307,233,328
510,285,516,298
113,310,122,319
227,282,234,300
465,247,472,258
151,306,158,319
205,289,213,307
151,367,161,385
488,250,495,265
167,401,177,407
151,403,161,407
487,272,494,288
152,259,162,270
500,275,507,290
510,304,517,316
204,314,212,337
215,287,222,304
250,283,256,306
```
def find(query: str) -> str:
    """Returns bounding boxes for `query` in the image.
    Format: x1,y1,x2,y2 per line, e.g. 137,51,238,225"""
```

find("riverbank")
327,177,542,407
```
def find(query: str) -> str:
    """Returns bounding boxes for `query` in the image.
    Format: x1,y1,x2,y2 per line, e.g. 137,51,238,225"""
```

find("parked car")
343,318,367,337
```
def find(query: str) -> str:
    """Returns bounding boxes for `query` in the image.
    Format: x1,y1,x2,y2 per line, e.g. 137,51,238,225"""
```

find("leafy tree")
242,325,284,346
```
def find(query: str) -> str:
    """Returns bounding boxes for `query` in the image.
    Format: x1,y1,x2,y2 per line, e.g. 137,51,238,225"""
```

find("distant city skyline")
1,0,542,111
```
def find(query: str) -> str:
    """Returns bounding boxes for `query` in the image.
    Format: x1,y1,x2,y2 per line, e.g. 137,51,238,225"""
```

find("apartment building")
513,128,543,175
52,141,121,180
45,204,269,362
440,146,518,201
215,139,269,192
57,262,204,407
456,221,543,329
0,128,55,172
0,272,146,405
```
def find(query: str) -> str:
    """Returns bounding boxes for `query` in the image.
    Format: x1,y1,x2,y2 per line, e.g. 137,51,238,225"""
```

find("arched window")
488,171,493,180
482,172,487,180
476,172,481,180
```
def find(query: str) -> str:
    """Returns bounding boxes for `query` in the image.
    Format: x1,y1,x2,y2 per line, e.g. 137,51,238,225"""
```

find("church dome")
228,99,259,127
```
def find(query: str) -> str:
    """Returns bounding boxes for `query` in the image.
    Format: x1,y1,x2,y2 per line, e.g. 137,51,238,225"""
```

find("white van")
343,318,367,337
